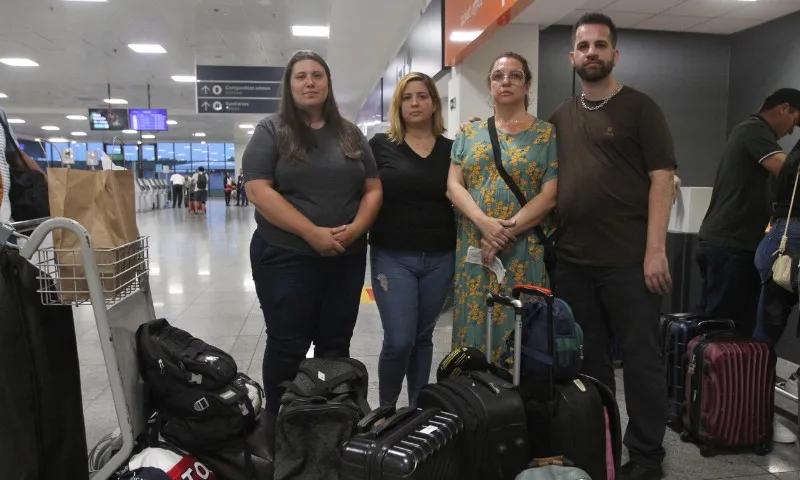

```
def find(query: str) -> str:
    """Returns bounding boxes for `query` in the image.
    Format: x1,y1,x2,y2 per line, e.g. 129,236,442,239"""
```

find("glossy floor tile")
73,200,800,478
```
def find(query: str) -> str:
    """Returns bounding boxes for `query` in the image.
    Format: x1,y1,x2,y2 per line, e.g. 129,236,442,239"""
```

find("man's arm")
761,152,787,176
645,168,675,295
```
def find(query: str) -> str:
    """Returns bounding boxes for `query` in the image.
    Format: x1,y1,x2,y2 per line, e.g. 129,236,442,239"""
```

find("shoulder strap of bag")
487,116,549,246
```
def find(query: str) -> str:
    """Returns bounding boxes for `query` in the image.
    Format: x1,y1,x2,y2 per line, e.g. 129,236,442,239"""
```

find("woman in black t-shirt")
368,72,456,408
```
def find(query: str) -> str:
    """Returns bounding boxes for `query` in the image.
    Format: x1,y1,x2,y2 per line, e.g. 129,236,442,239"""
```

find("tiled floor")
73,200,800,478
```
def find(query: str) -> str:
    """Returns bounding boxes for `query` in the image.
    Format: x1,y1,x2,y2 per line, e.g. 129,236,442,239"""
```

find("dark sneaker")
618,461,664,480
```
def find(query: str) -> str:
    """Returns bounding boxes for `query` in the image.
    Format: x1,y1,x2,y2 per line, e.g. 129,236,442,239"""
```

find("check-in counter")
137,178,153,210
662,187,713,315
133,177,143,212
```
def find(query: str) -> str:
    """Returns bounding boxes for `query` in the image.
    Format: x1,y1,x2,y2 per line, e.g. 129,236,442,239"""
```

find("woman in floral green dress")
446,52,558,363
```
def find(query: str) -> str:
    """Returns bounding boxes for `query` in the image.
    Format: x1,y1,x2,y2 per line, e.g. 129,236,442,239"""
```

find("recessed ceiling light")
71,131,87,136
171,75,196,83
201,141,206,144
128,44,167,54
193,132,206,137
64,0,108,2
142,134,155,139
292,25,329,37
66,114,87,120
0,58,39,67
103,98,128,104
0,93,7,98
247,130,255,135
166,120,177,125
7,118,25,124
49,137,69,143
137,140,142,145
41,125,60,131
239,124,254,129
122,129,137,134
449,31,481,43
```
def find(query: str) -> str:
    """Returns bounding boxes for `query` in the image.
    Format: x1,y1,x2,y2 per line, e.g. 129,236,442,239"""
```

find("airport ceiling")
0,0,429,144
1,0,799,146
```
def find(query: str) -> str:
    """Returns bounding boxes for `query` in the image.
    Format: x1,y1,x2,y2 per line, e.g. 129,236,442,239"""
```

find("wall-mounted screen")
88,108,129,131
129,109,168,131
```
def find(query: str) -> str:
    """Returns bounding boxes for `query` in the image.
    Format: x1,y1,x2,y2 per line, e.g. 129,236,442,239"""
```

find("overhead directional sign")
195,65,284,115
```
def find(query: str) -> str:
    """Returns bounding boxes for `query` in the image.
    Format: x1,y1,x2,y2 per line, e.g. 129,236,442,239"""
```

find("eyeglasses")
490,70,526,85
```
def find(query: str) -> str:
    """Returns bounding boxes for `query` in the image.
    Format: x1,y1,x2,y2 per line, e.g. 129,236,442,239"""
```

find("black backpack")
155,373,264,449
274,358,371,480
137,319,261,446
137,318,237,394
196,173,208,190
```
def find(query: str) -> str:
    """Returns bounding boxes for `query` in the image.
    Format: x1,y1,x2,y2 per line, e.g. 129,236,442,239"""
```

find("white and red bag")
119,445,217,480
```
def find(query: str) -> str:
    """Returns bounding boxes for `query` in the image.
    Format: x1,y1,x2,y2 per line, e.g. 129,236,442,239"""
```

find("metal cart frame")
2,217,154,480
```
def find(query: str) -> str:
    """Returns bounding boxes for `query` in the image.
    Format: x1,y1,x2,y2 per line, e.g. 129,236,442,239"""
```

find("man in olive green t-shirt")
697,88,800,336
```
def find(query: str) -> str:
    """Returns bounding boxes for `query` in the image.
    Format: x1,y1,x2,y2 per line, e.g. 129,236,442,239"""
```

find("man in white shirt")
169,172,185,208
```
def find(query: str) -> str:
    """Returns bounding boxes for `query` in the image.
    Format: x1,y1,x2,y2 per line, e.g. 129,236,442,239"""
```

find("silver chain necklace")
581,83,623,111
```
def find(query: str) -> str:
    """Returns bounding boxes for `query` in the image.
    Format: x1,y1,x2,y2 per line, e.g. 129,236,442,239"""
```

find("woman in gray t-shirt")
242,50,382,418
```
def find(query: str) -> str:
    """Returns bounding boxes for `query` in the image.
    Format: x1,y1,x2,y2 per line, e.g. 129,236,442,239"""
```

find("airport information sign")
195,65,283,115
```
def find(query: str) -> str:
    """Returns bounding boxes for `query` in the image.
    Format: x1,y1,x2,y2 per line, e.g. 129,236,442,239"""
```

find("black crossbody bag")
487,116,557,280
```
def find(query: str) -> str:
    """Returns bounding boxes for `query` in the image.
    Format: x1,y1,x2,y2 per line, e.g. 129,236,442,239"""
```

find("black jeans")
250,232,366,414
172,185,183,208
695,240,760,337
554,259,666,469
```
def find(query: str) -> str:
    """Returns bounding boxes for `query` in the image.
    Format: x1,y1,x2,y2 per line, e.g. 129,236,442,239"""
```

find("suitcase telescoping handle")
512,284,556,400
485,292,525,386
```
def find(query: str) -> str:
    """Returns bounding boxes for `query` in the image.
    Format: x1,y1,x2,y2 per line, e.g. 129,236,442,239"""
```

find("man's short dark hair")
573,12,618,48
198,166,205,172
760,88,800,113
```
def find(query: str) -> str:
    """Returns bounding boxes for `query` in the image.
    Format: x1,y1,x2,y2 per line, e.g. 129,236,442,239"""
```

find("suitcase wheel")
700,445,715,458
679,431,692,443
755,443,771,456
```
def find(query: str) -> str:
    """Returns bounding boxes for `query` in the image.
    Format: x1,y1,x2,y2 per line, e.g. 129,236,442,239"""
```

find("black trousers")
172,185,183,208
554,258,666,468
250,232,366,414
695,240,760,337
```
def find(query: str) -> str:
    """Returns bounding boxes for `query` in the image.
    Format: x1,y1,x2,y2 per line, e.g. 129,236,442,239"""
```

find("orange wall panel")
444,0,537,66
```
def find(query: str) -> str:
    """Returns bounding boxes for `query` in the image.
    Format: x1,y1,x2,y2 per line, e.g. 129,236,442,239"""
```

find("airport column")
234,141,248,175
447,23,540,130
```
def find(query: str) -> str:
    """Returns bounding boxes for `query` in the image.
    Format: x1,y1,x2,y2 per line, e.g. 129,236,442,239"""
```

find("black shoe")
618,461,664,480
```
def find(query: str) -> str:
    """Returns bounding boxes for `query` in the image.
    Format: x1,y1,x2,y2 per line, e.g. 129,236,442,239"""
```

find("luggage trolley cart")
2,216,154,480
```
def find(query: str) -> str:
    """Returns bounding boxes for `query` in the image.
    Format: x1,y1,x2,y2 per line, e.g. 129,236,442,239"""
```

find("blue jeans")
754,218,800,346
371,247,455,407
250,232,367,414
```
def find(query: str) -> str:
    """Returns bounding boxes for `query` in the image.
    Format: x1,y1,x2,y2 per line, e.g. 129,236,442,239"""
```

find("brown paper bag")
47,168,141,302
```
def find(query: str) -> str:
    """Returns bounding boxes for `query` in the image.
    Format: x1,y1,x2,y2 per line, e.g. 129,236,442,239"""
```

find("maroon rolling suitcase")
681,333,776,457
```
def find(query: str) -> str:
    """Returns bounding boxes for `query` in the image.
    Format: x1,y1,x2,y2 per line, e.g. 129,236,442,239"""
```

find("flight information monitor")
128,109,169,131
88,108,129,131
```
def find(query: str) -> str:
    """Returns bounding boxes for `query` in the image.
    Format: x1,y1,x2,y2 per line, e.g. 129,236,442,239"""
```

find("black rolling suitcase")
339,405,463,479
511,285,622,480
660,313,735,429
417,292,530,480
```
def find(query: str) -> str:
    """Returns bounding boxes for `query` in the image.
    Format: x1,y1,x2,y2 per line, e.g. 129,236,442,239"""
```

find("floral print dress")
451,119,558,363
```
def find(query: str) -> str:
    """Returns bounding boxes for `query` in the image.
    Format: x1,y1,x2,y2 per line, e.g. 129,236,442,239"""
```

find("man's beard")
574,59,615,82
